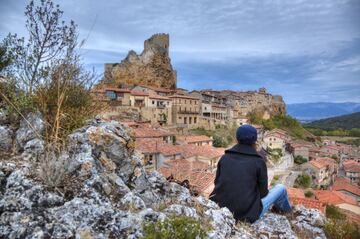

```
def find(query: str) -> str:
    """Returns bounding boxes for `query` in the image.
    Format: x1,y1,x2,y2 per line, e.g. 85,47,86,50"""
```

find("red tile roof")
211,104,227,108
105,87,131,93
130,90,149,96
332,177,360,197
344,160,360,173
177,135,212,143
169,95,200,100
135,138,181,156
291,143,311,149
309,157,337,169
148,94,171,100
177,144,223,159
159,159,209,177
159,159,215,194
265,129,290,140
133,124,175,138
287,187,305,198
314,190,358,206
289,197,326,213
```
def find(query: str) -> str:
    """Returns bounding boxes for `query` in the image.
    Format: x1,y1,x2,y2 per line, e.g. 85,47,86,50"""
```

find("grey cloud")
1,0,359,103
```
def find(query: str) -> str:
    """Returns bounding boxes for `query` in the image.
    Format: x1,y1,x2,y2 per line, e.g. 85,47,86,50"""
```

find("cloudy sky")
1,0,360,104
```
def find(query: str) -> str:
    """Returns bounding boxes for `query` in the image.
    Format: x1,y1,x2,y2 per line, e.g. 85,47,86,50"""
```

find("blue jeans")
259,184,292,218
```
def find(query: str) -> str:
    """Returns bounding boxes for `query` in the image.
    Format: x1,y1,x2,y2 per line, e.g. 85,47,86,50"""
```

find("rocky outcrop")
0,118,327,238
0,126,12,152
101,33,177,89
291,205,327,239
15,112,44,152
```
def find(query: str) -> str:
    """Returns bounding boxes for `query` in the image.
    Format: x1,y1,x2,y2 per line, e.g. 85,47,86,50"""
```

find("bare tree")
0,45,12,73
2,0,99,144
3,0,76,95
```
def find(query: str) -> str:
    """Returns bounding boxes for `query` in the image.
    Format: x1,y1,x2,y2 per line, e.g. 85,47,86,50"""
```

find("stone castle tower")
102,33,177,89
144,33,169,54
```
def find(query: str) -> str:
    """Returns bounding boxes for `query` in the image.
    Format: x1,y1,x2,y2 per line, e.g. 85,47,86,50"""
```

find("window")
105,91,117,100
194,117,197,124
152,101,155,105
189,117,192,124
148,155,153,165
184,117,187,124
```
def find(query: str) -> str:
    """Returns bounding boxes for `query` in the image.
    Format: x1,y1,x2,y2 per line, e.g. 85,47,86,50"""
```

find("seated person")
209,125,291,223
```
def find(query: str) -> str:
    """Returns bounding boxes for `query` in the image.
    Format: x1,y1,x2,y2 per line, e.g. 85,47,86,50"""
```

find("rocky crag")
0,112,327,238
101,33,177,89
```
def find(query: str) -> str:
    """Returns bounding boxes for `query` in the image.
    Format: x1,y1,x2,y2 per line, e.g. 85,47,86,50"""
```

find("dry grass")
38,144,71,188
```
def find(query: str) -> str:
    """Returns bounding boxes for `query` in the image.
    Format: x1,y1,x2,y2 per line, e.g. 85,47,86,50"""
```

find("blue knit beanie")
236,125,257,145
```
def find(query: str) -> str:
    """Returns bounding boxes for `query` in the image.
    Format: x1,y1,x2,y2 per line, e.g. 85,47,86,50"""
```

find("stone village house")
303,157,338,188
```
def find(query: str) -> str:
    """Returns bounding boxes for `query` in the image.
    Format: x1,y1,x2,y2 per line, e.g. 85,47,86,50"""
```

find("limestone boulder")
0,126,13,152
15,112,44,152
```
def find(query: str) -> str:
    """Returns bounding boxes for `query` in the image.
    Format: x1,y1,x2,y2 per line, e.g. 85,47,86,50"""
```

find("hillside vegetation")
249,114,315,141
305,112,360,130
304,112,360,137
189,124,238,148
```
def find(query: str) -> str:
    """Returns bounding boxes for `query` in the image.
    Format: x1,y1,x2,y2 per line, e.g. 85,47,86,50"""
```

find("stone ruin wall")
100,33,177,89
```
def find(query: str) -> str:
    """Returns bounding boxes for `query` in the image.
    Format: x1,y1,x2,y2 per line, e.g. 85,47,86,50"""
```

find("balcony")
157,104,166,109
178,109,199,114
158,118,167,123
134,103,145,107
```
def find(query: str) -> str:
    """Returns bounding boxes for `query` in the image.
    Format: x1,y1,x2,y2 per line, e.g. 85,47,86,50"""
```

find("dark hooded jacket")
209,144,268,223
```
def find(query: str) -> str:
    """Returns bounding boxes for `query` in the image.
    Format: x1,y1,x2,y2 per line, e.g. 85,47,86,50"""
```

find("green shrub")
331,154,338,159
294,173,312,189
324,205,360,239
324,219,360,239
273,175,280,181
34,75,99,143
306,127,360,137
267,148,283,163
249,113,313,140
304,190,313,198
326,205,346,221
0,80,35,125
212,135,227,148
294,156,307,164
336,138,360,147
142,215,209,239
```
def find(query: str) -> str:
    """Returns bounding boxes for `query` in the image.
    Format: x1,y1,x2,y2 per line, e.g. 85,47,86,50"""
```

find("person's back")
210,143,268,223
209,125,291,223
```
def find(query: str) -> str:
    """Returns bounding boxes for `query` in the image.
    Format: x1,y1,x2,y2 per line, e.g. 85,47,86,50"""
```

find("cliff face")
102,33,177,89
266,95,286,117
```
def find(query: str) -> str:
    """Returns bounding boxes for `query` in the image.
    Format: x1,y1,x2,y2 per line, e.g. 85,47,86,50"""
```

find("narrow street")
267,150,299,187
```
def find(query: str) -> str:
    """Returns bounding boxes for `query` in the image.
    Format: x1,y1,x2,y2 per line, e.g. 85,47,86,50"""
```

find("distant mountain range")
304,112,360,130
286,102,360,122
